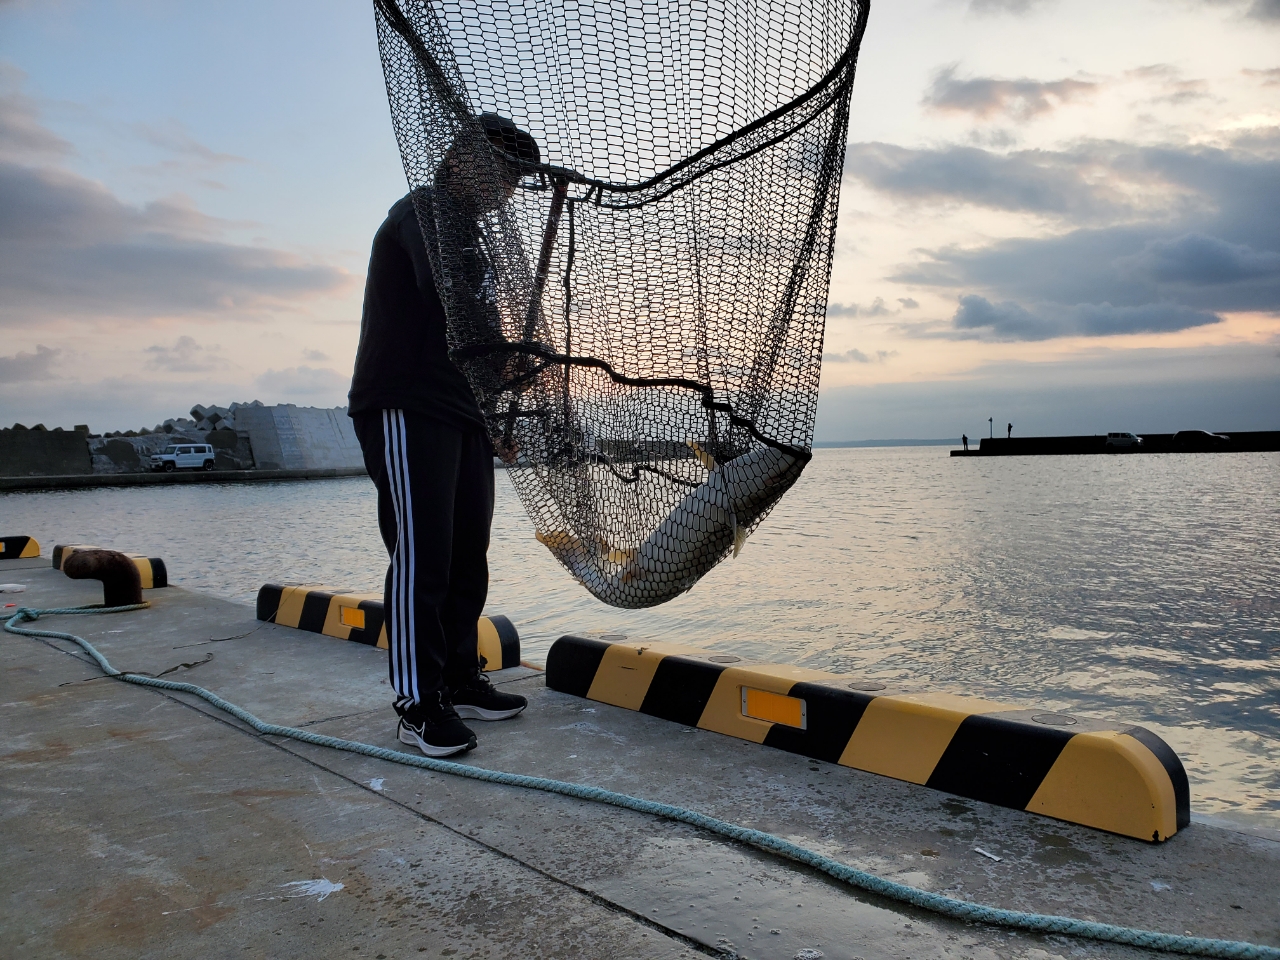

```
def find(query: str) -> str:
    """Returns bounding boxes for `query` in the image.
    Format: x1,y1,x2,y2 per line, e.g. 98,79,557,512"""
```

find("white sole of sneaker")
398,723,475,757
454,704,526,721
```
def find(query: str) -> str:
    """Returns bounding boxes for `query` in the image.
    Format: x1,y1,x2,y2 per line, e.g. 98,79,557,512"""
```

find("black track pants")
353,410,494,714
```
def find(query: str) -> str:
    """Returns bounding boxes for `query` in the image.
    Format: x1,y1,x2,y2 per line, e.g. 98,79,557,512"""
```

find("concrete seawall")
0,466,367,492
0,427,92,477
234,404,363,471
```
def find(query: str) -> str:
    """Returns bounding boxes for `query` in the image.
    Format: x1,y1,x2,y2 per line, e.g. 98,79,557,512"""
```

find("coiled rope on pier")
7,604,1278,960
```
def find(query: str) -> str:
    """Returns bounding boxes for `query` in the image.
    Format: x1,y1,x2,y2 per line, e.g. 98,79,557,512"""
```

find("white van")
150,443,216,472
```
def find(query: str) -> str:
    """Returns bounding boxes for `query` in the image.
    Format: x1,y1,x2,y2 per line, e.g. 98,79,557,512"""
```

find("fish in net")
372,0,868,608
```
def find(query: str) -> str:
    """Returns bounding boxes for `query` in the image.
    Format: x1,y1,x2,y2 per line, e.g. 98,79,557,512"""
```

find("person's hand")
492,435,521,464
501,352,528,390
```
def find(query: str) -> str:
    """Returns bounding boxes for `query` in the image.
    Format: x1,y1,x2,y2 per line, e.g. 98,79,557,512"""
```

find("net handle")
523,177,570,342
503,176,569,447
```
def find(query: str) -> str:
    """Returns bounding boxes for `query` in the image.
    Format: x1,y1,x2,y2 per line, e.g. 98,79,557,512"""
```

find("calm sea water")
5,447,1277,830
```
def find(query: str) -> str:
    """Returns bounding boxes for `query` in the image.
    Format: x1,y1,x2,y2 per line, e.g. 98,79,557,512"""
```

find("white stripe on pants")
383,409,419,710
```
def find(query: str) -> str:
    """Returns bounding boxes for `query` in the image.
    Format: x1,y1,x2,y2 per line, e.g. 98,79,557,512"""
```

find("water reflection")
4,447,1277,826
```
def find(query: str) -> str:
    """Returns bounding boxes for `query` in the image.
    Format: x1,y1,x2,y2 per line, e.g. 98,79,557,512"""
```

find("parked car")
1173,430,1230,450
1104,432,1143,449
150,443,216,472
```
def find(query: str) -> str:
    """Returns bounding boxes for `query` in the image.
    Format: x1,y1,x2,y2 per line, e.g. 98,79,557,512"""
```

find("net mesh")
373,0,867,608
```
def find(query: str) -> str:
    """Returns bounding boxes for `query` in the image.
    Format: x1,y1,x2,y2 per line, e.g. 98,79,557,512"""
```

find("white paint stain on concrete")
281,878,344,901
367,778,385,791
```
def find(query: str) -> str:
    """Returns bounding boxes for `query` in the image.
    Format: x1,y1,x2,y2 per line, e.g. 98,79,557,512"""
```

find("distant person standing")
1007,422,1013,438
962,433,968,451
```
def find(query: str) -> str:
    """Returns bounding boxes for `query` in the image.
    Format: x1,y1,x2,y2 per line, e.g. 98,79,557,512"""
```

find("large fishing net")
373,0,868,608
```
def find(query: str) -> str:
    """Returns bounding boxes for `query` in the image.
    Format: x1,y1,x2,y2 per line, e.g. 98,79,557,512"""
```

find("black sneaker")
449,672,527,721
398,697,477,757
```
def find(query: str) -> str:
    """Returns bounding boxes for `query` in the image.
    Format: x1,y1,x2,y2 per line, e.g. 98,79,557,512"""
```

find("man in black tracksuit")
348,115,536,757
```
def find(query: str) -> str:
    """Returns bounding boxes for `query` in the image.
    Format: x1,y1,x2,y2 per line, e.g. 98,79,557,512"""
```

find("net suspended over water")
373,0,868,608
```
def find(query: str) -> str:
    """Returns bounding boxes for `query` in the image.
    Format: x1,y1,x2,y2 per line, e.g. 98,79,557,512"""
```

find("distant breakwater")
951,431,1280,457
0,402,365,483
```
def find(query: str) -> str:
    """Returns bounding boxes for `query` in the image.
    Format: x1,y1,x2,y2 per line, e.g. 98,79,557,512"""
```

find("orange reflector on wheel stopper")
742,687,806,729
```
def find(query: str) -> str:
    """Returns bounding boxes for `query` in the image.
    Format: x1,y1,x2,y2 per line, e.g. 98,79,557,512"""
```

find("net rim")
372,0,870,194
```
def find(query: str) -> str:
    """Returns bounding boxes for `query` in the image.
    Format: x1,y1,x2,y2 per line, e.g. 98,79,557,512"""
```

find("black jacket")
348,193,487,429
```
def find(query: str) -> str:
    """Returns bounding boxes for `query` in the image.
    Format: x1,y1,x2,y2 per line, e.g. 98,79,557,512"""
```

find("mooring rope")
7,604,1277,960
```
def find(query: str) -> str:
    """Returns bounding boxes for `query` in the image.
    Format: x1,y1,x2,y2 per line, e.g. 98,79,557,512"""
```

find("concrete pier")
3,559,1278,959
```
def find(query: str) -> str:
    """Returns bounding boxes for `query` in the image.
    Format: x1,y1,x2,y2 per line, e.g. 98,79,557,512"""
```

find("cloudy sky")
1,0,1277,439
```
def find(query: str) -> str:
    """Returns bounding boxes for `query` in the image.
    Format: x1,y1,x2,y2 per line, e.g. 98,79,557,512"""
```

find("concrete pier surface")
3,560,1278,959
